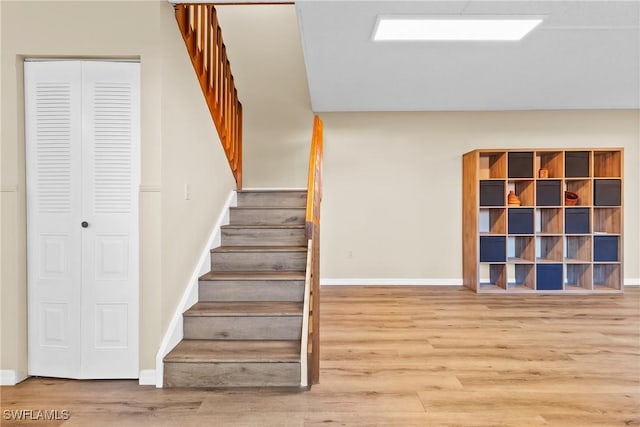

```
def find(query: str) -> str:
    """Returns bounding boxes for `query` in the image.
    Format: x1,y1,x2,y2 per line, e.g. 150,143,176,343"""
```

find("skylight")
373,17,543,41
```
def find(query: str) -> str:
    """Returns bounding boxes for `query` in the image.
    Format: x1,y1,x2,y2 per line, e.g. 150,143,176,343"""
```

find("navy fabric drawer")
480,236,506,262
594,179,621,206
480,181,505,206
536,264,563,290
508,208,534,234
508,152,533,178
565,208,590,234
565,151,590,177
594,236,618,262
536,180,561,206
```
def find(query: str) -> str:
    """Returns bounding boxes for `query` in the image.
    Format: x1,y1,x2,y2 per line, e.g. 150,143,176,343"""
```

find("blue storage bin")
565,151,590,177
480,236,506,262
594,236,618,262
594,179,621,206
508,208,534,234
480,181,505,206
536,264,563,290
565,208,590,234
536,180,561,206
508,152,533,178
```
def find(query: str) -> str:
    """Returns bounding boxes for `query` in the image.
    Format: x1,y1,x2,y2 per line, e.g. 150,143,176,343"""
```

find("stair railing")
174,4,243,189
303,115,323,386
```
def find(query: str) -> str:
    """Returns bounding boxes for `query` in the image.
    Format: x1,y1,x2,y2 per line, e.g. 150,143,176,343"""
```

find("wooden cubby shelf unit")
463,148,624,294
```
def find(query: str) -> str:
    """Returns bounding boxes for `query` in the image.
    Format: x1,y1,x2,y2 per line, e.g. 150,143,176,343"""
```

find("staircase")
163,190,308,388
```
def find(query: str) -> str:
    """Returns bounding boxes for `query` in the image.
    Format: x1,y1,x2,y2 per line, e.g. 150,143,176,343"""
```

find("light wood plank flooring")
1,286,638,426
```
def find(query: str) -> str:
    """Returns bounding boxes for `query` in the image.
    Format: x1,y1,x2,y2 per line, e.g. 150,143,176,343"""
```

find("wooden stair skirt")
163,190,308,388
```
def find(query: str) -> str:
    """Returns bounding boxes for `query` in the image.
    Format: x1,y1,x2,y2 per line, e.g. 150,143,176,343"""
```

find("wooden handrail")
174,4,243,189
304,115,323,385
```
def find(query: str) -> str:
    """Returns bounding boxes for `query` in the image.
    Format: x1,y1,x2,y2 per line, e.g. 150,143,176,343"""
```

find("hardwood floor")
2,286,638,426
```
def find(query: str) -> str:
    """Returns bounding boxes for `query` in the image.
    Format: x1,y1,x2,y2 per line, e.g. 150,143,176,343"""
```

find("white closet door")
80,61,139,378
26,60,140,379
26,61,83,378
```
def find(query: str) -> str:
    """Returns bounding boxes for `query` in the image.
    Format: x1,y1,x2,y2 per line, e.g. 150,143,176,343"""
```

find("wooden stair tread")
237,189,306,194
231,207,304,210
185,301,303,317
222,224,305,229
200,271,305,281
163,340,300,363
211,245,307,253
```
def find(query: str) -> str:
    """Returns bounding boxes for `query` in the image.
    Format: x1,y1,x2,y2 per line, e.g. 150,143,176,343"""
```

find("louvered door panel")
26,61,140,380
25,61,83,378
81,61,140,378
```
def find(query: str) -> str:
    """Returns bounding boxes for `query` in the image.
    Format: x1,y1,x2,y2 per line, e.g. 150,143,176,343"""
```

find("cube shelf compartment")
507,264,535,290
463,148,623,294
479,264,507,291
565,236,591,262
594,151,621,178
479,208,506,234
593,264,621,291
508,180,534,206
593,208,621,234
479,152,507,179
537,236,563,262
536,151,563,178
565,264,592,291
508,236,535,262
565,179,591,206
536,208,562,234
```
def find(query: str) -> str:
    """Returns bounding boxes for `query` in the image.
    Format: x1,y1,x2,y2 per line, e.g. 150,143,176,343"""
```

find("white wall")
1,0,235,378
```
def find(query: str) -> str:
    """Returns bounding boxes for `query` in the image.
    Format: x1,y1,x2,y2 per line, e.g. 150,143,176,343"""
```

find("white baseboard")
154,190,236,388
321,278,463,286
321,278,640,287
138,369,156,385
1,370,28,385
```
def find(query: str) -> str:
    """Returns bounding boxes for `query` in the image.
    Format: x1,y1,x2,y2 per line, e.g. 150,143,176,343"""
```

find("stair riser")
221,228,306,246
164,362,300,388
199,281,305,302
184,316,302,340
230,208,305,226
237,192,306,208
211,251,306,272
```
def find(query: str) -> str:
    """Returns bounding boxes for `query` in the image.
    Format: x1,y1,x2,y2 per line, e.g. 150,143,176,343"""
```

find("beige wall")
212,6,640,282
216,5,314,188
1,1,235,375
320,111,640,280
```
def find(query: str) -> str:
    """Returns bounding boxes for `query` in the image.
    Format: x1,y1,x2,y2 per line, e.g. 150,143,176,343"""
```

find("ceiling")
294,1,640,112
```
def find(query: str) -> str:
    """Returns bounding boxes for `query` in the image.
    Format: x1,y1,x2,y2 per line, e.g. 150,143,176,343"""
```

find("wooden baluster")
237,104,243,190
202,7,209,77
211,16,218,106
208,10,214,93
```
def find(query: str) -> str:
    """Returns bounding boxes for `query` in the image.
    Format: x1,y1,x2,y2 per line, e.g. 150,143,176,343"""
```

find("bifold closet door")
26,61,140,379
